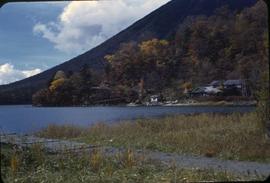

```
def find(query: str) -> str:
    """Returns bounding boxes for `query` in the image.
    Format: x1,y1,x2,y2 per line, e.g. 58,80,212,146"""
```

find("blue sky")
0,2,69,70
0,1,169,84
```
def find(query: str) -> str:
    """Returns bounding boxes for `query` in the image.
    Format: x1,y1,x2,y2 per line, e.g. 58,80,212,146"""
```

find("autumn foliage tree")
105,39,177,94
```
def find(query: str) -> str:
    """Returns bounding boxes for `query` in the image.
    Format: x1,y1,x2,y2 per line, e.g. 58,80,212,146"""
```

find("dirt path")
102,147,270,177
1,134,270,177
144,150,269,177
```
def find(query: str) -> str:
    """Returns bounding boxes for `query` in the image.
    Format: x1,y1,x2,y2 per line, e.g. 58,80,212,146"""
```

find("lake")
0,105,255,134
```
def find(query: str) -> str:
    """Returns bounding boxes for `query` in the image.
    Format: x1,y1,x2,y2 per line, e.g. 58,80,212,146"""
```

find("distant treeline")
32,1,268,106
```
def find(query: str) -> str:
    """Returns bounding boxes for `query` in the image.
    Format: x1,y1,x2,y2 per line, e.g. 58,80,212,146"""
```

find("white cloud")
0,63,42,85
33,0,170,54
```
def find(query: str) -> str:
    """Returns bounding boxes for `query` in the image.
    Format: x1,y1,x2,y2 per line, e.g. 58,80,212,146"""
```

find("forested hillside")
32,1,268,106
0,0,258,104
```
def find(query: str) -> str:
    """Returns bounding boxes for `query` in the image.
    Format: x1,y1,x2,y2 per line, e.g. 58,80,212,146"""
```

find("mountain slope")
0,0,258,104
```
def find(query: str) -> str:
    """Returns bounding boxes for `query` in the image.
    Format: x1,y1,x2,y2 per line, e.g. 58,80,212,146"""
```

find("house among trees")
189,79,249,97
150,95,162,104
223,80,249,97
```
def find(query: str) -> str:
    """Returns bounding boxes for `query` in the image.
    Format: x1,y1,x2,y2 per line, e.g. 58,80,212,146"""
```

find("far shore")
126,100,257,107
0,100,257,107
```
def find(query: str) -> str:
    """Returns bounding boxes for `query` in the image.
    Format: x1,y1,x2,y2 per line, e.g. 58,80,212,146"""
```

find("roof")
205,86,222,94
209,80,222,86
191,87,206,94
224,80,243,86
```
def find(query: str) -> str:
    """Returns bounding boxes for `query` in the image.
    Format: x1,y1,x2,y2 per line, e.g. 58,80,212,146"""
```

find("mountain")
0,0,258,104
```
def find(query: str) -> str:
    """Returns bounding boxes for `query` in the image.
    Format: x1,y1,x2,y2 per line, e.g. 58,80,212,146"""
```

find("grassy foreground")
38,112,270,162
1,144,261,183
2,112,269,182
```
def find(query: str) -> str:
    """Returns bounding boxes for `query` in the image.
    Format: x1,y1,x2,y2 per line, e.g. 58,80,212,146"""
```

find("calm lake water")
0,105,255,134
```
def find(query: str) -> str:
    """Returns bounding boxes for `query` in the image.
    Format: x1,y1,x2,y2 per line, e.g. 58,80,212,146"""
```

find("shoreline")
0,100,257,107
127,100,257,107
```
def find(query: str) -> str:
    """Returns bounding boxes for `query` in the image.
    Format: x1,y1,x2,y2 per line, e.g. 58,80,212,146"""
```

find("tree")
256,70,270,138
49,70,67,92
32,88,51,106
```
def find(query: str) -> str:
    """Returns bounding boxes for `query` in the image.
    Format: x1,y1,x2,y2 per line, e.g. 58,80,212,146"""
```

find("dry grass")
37,124,83,139
1,144,262,183
38,113,270,162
